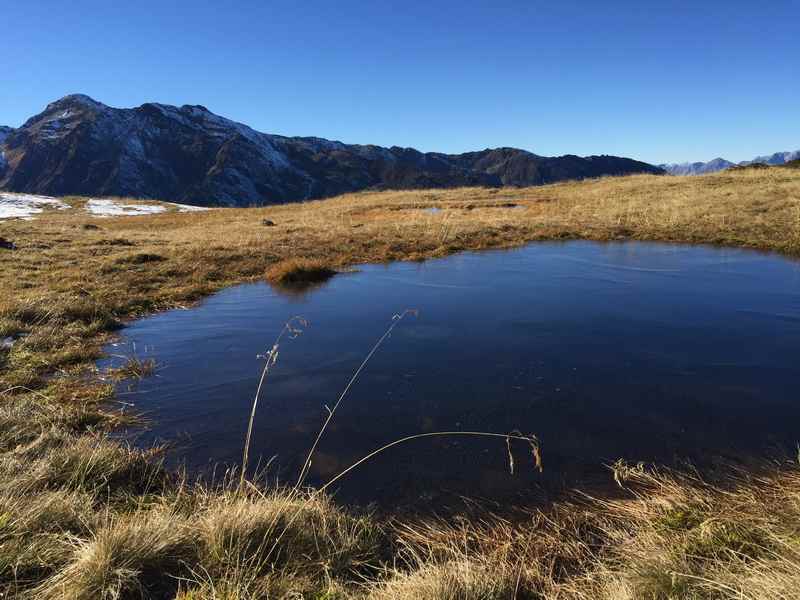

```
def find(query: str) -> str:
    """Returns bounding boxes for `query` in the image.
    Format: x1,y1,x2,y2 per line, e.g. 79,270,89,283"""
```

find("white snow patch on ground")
85,199,168,216
0,193,69,219
0,193,210,219
85,199,210,216
167,202,210,212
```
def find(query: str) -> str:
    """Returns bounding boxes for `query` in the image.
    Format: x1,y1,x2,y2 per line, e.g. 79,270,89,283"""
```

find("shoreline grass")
2,167,800,597
105,355,158,381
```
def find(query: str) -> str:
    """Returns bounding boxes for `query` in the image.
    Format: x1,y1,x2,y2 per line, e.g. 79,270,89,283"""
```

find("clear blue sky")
4,1,798,164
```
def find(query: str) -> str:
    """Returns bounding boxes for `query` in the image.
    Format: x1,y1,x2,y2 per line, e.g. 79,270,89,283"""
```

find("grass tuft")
115,252,166,265
37,508,194,600
265,258,336,285
199,490,381,581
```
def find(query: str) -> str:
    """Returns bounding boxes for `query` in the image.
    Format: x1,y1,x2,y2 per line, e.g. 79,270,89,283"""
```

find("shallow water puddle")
100,241,800,507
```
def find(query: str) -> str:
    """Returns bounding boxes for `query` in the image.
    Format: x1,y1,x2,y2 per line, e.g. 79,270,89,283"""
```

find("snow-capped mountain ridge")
660,150,800,175
740,150,800,166
0,95,664,207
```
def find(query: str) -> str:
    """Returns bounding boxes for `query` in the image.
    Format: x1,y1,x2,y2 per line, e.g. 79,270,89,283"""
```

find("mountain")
0,95,664,207
0,126,13,145
740,150,800,166
658,158,735,176
660,150,800,175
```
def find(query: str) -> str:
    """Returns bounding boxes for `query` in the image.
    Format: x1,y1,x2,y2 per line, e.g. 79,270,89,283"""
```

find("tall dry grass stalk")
295,308,418,487
240,316,308,488
318,430,542,494
240,308,541,495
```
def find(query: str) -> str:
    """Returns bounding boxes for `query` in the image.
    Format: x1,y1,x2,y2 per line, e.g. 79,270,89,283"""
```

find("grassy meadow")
1,167,800,598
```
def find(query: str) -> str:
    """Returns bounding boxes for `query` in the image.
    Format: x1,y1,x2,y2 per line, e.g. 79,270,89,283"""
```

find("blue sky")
3,1,798,164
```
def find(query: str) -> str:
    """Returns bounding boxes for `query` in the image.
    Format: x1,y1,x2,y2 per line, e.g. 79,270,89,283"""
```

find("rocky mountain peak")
40,94,107,117
55,93,104,106
15,95,110,144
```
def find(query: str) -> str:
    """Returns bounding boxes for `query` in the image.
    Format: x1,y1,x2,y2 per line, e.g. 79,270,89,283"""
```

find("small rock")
262,219,276,226
83,223,100,230
0,337,14,350
0,237,16,250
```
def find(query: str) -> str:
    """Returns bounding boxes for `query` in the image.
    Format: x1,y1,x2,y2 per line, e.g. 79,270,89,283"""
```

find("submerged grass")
2,167,800,597
106,356,158,380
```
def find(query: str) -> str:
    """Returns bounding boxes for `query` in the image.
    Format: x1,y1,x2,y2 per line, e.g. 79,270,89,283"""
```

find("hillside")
0,95,663,207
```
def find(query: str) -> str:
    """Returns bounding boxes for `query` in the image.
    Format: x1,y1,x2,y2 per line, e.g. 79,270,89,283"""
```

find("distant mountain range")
659,150,800,176
0,95,663,207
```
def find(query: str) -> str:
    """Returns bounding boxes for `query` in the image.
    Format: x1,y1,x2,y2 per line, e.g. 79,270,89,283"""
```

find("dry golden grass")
2,168,800,597
264,257,336,285
367,560,518,600
373,461,800,600
26,482,381,599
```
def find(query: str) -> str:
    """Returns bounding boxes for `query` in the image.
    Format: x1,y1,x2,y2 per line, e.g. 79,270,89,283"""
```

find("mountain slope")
658,158,735,176
740,150,800,166
660,150,800,175
0,95,663,206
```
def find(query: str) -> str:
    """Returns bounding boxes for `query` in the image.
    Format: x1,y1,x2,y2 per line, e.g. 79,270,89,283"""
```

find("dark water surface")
100,241,800,508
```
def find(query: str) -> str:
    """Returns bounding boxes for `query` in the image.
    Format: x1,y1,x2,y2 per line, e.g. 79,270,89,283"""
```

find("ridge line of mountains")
659,151,800,175
0,95,664,207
